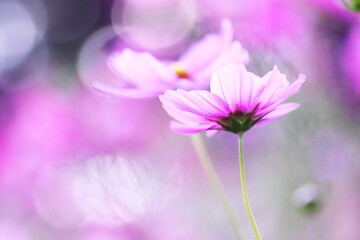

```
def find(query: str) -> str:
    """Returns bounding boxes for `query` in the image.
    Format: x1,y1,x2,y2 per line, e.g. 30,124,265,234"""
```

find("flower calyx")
217,112,263,134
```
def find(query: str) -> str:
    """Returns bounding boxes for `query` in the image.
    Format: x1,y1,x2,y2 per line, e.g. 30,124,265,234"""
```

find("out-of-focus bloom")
96,19,248,98
159,63,305,135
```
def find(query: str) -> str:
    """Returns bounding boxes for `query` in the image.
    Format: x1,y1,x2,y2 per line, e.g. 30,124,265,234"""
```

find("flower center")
173,63,189,79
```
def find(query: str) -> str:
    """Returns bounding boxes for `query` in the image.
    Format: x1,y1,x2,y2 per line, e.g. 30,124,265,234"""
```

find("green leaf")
342,0,360,11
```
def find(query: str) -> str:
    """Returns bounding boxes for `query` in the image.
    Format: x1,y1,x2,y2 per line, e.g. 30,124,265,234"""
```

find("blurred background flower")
1,0,360,239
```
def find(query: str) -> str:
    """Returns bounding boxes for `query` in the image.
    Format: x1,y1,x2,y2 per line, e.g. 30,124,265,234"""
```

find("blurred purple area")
1,0,360,239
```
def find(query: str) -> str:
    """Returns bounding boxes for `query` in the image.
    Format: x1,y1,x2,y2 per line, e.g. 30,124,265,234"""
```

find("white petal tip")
298,74,307,82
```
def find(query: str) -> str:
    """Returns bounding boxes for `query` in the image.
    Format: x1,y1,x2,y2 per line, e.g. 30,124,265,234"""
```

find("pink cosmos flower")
95,19,248,98
159,63,305,135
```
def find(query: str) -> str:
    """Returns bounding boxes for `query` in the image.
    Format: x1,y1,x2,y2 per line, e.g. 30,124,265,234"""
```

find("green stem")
238,133,262,240
191,134,244,240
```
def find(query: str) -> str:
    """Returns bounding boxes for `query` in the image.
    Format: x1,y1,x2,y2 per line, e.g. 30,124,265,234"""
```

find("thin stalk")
191,134,244,240
238,133,262,240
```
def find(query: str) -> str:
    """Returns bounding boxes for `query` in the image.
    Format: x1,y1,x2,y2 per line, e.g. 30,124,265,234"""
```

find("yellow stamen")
174,63,189,79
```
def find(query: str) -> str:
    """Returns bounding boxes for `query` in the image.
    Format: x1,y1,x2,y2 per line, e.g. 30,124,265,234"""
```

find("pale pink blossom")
159,63,305,135
96,19,248,98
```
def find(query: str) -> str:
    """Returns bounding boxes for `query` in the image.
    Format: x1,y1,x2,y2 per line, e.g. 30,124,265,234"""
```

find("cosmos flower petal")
109,49,175,87
109,49,154,85
244,72,266,112
276,74,306,101
105,49,181,98
192,41,249,85
161,89,230,119
211,63,251,112
187,90,231,115
141,53,178,83
260,103,300,122
256,73,306,115
257,66,289,106
92,81,161,98
239,69,262,111
170,121,219,134
230,41,249,64
179,19,234,72
159,95,212,124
